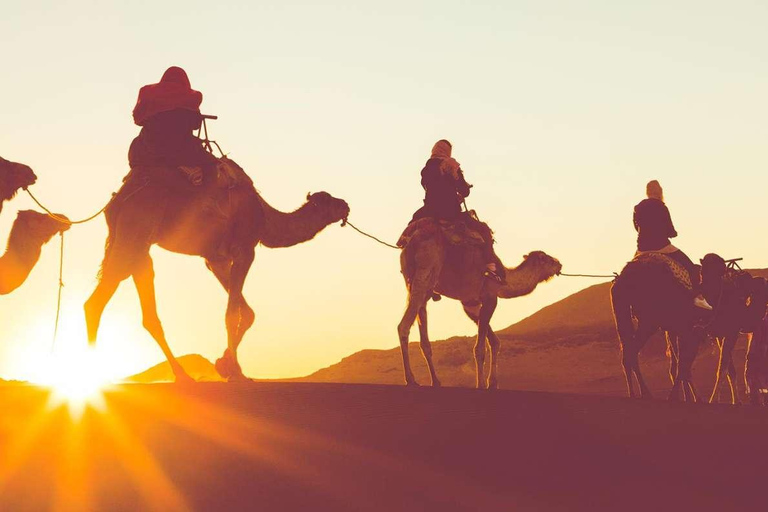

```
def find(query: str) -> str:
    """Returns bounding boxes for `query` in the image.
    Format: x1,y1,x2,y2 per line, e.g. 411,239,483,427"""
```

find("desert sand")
1,382,767,511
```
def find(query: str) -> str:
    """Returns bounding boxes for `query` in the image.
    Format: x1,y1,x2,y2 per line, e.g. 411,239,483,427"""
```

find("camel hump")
632,252,693,290
397,216,488,249
214,156,253,189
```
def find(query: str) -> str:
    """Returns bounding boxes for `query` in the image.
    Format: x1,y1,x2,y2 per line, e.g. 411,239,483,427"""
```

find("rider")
633,180,711,310
129,66,218,185
411,139,504,282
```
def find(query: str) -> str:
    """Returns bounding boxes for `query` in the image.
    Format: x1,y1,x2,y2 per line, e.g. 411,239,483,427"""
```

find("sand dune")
0,382,766,511
304,271,768,397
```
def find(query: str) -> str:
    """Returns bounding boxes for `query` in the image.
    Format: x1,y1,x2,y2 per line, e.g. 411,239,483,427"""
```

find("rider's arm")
662,204,678,238
455,169,471,198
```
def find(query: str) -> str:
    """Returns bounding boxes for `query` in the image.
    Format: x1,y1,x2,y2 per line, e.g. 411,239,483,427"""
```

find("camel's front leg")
133,255,193,383
215,248,255,382
417,306,440,387
486,328,502,390
474,297,497,390
710,335,737,404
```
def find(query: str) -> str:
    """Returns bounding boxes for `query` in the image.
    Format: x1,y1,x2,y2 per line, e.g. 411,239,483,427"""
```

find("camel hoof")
227,372,252,383
215,355,235,379
405,380,420,387
431,380,442,388
174,371,196,385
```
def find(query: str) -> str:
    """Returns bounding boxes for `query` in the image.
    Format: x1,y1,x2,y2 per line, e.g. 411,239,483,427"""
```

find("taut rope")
344,221,400,250
558,272,618,279
24,187,112,225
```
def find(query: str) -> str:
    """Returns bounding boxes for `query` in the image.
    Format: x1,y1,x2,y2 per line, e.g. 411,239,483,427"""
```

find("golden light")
36,344,111,418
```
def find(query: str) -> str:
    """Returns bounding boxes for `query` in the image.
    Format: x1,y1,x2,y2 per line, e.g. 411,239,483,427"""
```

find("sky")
2,0,768,381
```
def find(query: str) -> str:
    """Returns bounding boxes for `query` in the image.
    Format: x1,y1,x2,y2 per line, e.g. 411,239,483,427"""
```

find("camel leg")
630,323,655,399
417,306,440,387
132,255,192,383
710,335,737,404
474,297,498,390
462,302,502,390
206,258,254,381
666,332,680,384
397,268,436,387
673,330,700,403
212,249,255,382
726,356,742,405
84,274,121,344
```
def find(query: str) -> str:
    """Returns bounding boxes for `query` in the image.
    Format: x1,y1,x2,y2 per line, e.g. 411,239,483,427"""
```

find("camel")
397,224,561,390
0,210,71,294
0,156,38,213
611,256,708,402
84,161,349,383
700,254,768,405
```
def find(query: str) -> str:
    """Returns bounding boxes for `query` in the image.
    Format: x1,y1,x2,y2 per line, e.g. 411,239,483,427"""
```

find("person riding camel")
129,66,218,185
411,139,504,282
633,180,712,310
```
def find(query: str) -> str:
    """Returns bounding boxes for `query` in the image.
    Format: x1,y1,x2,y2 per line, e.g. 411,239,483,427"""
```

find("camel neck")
257,197,331,248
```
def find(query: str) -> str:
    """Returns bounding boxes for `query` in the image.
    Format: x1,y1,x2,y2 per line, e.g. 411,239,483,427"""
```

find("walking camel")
700,254,768,405
0,157,70,294
85,161,349,382
397,223,561,389
611,254,707,401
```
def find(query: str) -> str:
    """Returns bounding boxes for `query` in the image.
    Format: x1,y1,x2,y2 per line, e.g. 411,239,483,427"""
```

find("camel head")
14,210,71,244
700,253,726,288
305,191,350,226
0,157,37,205
524,250,562,281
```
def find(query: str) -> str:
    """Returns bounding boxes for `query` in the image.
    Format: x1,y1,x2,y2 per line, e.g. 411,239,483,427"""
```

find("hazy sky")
2,1,768,380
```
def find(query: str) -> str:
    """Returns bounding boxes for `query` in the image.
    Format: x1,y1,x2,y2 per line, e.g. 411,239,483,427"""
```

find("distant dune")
302,269,768,397
126,353,224,383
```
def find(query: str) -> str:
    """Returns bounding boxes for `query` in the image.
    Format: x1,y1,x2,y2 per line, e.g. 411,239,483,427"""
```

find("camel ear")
699,259,704,265
307,192,312,201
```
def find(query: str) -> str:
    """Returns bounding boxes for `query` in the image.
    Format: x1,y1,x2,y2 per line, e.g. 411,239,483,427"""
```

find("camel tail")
611,276,635,350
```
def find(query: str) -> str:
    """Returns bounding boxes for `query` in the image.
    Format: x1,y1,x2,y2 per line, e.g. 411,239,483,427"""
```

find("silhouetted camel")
398,225,561,389
0,210,70,294
85,163,349,382
611,256,706,401
0,157,37,213
700,254,768,405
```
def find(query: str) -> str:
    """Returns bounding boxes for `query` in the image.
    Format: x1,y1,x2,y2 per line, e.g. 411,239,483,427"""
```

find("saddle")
632,252,693,291
397,215,488,249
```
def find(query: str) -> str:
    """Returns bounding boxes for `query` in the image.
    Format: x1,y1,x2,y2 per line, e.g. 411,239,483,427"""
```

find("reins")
22,186,114,351
343,220,400,250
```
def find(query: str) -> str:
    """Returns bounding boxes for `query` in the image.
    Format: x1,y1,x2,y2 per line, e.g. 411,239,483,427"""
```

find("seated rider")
633,180,711,310
412,139,504,282
129,66,218,185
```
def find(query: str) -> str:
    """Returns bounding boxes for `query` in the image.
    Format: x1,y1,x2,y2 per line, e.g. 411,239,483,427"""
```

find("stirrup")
694,295,713,311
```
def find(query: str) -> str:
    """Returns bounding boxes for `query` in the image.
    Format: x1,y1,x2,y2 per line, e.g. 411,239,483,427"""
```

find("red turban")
132,66,203,126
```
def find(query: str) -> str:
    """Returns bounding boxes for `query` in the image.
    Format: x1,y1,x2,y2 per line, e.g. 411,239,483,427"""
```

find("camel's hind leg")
629,322,655,399
397,269,437,387
710,335,737,404
208,250,255,382
417,306,440,387
132,255,192,383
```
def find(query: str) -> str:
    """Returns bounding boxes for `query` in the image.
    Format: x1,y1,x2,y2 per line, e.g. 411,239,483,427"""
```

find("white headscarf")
431,139,460,178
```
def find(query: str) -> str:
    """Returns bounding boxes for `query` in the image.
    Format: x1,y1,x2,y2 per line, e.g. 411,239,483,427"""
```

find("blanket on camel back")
123,156,253,190
396,213,490,249
632,252,693,291
113,156,256,224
